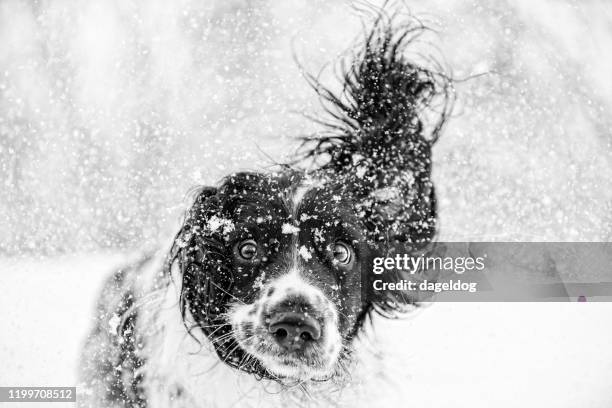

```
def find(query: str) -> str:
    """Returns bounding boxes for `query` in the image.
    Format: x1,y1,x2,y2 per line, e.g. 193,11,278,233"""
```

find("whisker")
210,282,246,305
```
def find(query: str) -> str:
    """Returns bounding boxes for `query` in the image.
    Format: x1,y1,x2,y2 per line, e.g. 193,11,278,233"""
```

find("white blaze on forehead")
290,176,324,217
291,185,312,214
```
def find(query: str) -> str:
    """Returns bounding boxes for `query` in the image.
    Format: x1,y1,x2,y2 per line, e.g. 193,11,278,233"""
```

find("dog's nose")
268,312,321,351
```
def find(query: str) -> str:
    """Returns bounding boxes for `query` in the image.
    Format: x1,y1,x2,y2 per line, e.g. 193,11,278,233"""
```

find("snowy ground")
0,256,122,392
1,255,612,407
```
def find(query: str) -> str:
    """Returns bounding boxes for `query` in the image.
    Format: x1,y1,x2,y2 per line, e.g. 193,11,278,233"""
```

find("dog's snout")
268,312,321,350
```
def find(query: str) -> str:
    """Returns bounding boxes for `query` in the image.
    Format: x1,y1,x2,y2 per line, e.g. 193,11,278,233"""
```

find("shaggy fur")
80,11,453,408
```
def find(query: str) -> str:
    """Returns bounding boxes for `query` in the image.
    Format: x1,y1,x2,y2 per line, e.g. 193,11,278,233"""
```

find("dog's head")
166,16,451,382
174,172,377,380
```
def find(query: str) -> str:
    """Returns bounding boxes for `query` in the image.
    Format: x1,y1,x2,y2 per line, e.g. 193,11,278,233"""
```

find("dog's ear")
166,184,254,365
165,186,219,270
301,15,453,247
164,186,233,330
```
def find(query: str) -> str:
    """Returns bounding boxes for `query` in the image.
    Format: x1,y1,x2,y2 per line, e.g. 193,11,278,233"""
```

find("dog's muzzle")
229,274,342,380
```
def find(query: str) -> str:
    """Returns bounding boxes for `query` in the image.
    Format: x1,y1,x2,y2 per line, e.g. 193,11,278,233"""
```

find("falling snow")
1,1,612,407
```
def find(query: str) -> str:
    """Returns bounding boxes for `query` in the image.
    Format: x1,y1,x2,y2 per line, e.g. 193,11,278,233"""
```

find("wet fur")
80,12,452,408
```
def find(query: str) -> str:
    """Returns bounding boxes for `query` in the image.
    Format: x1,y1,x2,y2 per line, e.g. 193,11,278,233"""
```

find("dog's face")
227,175,379,380
164,17,447,384
170,164,439,381
174,171,380,381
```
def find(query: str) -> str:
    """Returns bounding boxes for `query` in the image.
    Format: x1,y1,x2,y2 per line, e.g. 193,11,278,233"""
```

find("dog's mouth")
226,289,343,381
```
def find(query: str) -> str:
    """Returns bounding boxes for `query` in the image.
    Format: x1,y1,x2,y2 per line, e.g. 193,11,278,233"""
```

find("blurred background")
1,1,612,406
1,0,611,257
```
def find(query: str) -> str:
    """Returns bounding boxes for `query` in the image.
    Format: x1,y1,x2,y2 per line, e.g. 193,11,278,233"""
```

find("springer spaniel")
80,12,453,408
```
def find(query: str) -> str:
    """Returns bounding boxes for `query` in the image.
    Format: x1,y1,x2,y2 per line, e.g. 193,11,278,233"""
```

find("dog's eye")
332,241,352,265
237,240,258,260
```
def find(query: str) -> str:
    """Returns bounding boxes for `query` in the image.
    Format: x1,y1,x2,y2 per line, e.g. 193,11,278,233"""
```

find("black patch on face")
166,160,437,379
294,184,375,338
168,172,295,377
166,173,349,374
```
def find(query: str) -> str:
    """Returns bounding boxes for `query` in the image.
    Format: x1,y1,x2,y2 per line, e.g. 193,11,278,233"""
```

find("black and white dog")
80,13,452,408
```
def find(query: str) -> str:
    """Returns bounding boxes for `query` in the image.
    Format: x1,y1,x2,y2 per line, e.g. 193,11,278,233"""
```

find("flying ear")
299,14,453,314
300,14,453,246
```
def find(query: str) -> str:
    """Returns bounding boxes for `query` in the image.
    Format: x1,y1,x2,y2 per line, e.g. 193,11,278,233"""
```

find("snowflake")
281,223,300,234
108,314,121,336
298,245,312,261
207,216,235,233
